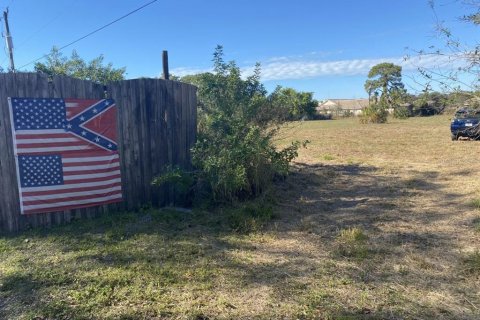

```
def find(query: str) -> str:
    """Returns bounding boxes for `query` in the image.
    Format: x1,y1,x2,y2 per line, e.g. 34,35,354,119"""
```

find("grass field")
1,115,480,319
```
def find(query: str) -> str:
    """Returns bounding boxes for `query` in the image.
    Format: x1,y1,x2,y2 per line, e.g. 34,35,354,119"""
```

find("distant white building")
317,99,369,116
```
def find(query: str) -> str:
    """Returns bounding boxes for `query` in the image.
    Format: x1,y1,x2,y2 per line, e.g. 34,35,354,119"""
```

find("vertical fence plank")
0,74,12,232
1,73,20,232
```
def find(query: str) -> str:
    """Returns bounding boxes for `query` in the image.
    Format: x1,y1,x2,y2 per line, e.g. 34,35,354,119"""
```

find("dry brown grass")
1,115,480,319
270,115,480,319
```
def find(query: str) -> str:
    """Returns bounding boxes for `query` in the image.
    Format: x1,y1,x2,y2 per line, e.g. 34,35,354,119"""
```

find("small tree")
362,62,406,123
364,62,406,107
177,46,305,202
34,47,126,84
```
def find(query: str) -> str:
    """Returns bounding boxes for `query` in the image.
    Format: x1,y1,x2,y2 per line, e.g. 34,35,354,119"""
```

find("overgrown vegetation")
34,47,126,84
334,227,369,259
157,46,307,203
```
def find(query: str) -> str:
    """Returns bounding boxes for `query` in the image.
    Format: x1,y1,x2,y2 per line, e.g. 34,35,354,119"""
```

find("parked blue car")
451,108,480,140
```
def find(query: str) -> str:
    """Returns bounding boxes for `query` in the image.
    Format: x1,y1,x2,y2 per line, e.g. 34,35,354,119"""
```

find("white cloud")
170,53,465,81
168,66,212,77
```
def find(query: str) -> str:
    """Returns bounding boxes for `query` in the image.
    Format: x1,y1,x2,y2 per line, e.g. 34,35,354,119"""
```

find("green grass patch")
228,202,275,233
334,228,369,260
473,218,480,233
323,154,335,161
469,198,480,209
0,238,12,253
0,198,279,319
0,208,226,319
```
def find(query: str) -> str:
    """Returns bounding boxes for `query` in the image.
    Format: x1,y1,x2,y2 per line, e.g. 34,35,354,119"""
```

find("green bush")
360,103,388,123
156,46,306,203
151,165,194,194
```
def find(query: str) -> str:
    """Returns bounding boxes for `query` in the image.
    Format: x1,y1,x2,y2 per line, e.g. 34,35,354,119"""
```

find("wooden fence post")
162,50,169,80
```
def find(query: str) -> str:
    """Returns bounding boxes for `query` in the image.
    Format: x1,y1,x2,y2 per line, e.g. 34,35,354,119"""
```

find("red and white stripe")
20,153,122,214
15,130,95,154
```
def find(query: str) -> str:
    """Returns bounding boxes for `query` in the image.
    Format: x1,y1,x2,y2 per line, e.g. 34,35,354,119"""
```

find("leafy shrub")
151,165,194,194
360,103,388,123
156,46,306,203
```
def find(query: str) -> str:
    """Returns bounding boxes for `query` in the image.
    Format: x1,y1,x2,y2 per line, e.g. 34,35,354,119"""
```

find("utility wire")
15,0,76,50
18,0,158,70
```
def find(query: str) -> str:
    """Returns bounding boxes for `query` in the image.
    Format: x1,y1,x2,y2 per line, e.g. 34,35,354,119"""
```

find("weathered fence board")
0,73,197,233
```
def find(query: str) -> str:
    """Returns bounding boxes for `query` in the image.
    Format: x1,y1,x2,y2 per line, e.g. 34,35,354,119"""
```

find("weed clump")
228,202,275,233
469,198,480,209
334,227,369,260
473,218,480,233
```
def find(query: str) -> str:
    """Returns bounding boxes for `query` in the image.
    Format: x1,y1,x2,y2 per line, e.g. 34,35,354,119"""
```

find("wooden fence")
0,73,197,233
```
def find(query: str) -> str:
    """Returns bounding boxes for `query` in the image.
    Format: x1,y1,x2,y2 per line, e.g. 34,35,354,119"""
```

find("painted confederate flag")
8,97,123,215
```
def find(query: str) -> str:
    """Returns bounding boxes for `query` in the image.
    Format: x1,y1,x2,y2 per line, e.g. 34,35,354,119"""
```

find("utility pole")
3,8,15,72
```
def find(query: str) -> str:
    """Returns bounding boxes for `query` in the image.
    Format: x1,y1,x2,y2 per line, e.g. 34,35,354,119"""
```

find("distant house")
316,99,369,116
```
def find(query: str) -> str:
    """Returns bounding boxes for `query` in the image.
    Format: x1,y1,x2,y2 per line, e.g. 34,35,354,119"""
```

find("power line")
15,0,75,50
17,0,158,70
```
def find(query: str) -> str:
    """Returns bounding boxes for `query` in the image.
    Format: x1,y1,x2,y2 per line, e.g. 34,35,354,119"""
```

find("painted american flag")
8,97,123,215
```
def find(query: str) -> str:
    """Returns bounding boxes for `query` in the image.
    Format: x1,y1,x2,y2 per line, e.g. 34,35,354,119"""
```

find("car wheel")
451,134,458,141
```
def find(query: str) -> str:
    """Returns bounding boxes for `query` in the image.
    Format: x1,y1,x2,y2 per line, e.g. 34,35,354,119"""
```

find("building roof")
317,99,369,111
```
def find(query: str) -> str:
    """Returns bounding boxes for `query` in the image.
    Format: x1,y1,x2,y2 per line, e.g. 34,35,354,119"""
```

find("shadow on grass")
0,162,478,319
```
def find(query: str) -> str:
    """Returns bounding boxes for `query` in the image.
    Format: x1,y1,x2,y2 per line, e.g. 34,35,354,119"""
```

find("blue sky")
1,0,477,99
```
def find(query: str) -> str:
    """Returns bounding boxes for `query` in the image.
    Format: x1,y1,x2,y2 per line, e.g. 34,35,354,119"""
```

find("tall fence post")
162,50,169,80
